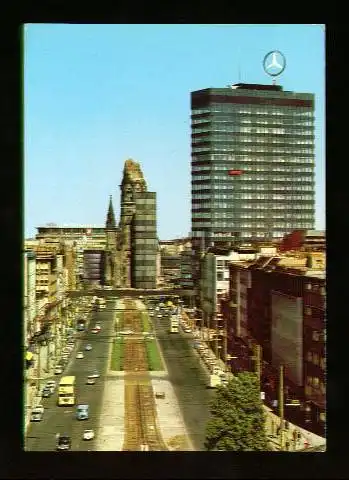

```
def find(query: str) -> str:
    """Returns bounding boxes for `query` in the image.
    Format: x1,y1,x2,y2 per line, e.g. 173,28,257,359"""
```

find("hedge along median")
114,310,124,333
110,337,124,371
145,338,163,371
142,311,152,333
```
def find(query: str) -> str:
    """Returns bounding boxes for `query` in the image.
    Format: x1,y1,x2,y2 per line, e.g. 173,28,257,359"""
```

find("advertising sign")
271,292,303,386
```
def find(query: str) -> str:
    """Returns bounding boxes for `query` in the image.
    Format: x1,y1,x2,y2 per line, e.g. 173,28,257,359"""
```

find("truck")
208,374,221,388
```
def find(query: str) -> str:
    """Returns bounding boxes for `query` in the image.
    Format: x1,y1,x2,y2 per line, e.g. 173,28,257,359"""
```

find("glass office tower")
190,83,315,259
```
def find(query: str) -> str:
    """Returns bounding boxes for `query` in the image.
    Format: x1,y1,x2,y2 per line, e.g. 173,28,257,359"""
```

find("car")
85,344,92,351
30,407,44,422
94,325,101,331
119,329,134,335
42,388,51,398
45,384,55,394
35,405,44,414
55,366,64,375
86,377,96,385
82,429,95,440
56,434,71,451
76,352,84,359
91,328,99,334
76,404,89,420
89,371,100,378
46,380,57,388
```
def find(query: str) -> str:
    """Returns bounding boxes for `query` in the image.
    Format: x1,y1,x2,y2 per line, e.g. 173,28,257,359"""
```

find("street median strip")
110,337,124,371
145,338,163,371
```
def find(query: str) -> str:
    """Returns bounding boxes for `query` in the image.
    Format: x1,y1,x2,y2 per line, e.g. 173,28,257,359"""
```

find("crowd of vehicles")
28,296,105,451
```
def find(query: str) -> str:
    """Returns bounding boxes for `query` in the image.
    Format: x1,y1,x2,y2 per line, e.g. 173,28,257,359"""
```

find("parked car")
91,328,99,334
82,429,94,440
85,344,92,351
76,352,84,359
30,407,44,422
89,371,100,378
55,366,64,375
42,388,51,398
86,377,96,385
45,382,55,394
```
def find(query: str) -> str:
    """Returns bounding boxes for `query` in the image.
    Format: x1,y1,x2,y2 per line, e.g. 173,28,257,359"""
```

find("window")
319,412,326,423
320,356,326,370
307,351,313,362
313,353,319,366
312,331,320,342
305,283,312,290
217,272,224,281
313,377,319,387
305,307,312,315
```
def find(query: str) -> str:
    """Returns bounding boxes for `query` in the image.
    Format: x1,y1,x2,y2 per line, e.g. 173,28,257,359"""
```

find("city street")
25,298,117,451
154,312,215,451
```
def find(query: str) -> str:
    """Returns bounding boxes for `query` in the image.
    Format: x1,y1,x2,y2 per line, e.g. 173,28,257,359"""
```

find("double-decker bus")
57,376,76,406
170,315,179,333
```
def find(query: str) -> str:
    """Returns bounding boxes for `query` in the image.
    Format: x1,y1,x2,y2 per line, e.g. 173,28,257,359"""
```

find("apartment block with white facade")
24,251,37,343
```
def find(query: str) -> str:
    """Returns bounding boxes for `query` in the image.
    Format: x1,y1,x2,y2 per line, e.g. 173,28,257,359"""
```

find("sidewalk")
24,340,62,434
264,406,326,451
191,332,326,452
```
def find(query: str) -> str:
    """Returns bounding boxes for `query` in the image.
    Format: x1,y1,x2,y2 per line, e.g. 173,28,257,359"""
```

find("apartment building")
23,251,37,341
222,252,326,436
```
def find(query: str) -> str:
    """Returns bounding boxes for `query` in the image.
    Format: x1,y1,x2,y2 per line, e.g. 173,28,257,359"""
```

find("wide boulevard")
154,309,214,451
25,298,117,451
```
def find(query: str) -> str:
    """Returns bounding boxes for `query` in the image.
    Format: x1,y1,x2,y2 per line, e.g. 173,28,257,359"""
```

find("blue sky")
24,24,325,240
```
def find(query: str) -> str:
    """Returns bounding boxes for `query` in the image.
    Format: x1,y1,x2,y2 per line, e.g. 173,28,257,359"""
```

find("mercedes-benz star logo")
263,50,286,77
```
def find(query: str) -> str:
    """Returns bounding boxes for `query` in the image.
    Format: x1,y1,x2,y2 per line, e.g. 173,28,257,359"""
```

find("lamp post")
278,364,285,450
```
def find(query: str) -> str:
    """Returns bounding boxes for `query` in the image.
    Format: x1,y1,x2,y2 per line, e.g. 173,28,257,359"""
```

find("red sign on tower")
228,169,244,176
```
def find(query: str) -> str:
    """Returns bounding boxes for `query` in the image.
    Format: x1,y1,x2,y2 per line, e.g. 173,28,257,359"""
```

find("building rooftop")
230,83,283,92
38,224,104,229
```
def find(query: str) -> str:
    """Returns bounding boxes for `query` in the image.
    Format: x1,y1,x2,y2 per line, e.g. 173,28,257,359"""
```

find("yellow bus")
57,376,76,406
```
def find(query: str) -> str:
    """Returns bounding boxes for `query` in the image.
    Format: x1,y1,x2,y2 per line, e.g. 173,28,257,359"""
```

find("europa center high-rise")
190,55,315,269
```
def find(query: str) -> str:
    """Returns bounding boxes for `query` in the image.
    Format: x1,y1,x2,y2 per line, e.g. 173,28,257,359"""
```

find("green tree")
204,371,270,451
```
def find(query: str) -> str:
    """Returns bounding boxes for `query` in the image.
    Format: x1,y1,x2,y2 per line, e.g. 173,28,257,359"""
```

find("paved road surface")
25,298,117,451
154,311,214,451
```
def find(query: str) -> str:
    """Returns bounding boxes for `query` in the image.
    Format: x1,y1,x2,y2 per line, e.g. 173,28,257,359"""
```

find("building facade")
131,192,157,289
222,253,326,436
190,83,315,287
24,251,37,342
112,159,158,288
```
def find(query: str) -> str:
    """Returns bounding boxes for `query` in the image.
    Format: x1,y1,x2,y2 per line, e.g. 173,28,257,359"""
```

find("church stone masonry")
104,158,157,288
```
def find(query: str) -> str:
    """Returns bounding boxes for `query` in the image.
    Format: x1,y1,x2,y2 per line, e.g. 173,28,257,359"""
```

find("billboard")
271,292,303,386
